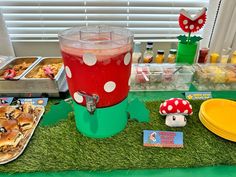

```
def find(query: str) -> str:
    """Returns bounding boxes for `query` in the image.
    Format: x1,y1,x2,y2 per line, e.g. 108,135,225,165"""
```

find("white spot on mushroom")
163,102,167,107
162,110,166,114
174,100,179,106
73,92,83,103
190,112,193,115
104,81,116,93
183,20,188,25
168,105,173,111
160,103,163,107
83,53,97,66
182,100,187,105
196,26,200,30
65,66,72,78
189,105,192,109
190,25,194,30
169,98,174,100
184,110,188,114
185,26,188,29
124,52,131,65
177,109,181,113
198,19,203,24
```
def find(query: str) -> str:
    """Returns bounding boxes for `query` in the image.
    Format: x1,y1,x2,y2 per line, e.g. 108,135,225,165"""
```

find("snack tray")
0,105,45,164
0,56,40,80
0,57,67,97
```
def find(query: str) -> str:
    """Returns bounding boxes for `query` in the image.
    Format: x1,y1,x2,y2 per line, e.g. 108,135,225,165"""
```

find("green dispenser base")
73,98,128,138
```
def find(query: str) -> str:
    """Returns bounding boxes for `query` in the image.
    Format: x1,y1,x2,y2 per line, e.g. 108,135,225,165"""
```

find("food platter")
0,57,67,97
0,104,45,164
0,56,40,80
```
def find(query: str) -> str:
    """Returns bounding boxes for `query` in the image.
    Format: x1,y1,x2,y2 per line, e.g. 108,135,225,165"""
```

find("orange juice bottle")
155,50,165,64
143,43,154,63
231,51,236,64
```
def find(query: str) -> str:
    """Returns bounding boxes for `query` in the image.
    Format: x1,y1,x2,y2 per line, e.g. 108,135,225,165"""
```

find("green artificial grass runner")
1,100,236,173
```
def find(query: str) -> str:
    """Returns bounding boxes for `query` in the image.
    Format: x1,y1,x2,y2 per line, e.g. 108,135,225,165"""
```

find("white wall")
13,42,178,59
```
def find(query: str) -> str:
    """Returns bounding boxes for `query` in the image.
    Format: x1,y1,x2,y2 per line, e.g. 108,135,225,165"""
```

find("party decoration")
176,7,207,64
41,100,73,126
127,98,150,122
178,7,207,44
159,98,193,127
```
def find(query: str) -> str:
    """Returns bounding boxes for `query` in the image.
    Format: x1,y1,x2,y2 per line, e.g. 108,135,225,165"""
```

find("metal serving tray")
0,105,45,164
21,57,65,95
0,57,67,97
0,56,40,80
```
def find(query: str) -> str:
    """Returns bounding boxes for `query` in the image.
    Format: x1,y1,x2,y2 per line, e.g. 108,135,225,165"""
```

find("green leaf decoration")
177,35,188,44
189,36,203,44
41,100,73,126
127,98,150,122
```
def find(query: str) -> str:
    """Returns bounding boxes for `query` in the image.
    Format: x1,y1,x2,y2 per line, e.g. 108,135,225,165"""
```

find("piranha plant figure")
159,98,193,127
176,7,207,64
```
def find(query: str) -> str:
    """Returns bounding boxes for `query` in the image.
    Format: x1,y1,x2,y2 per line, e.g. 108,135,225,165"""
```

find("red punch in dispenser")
59,26,149,138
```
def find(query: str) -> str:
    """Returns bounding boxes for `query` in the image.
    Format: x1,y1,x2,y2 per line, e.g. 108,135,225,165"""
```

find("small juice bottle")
155,50,165,63
167,49,177,63
143,42,154,63
210,53,219,63
230,51,236,64
132,42,142,63
220,49,230,64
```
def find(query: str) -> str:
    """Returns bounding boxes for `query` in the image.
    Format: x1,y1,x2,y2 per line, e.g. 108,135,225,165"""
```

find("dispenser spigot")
76,92,99,114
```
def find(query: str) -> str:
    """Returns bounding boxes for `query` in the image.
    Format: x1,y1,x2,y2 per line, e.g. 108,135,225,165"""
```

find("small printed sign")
143,130,183,148
0,97,14,106
18,98,48,106
185,92,212,100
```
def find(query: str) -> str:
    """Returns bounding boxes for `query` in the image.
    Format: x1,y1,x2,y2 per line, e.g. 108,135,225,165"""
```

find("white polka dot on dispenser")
83,53,97,66
124,52,131,65
104,81,116,93
73,92,83,103
65,66,72,78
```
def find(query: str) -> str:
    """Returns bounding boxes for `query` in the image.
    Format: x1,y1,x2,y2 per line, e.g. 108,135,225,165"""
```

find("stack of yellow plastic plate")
199,99,236,142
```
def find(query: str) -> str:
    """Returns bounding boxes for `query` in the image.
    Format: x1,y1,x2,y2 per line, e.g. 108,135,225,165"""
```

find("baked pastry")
0,152,15,161
6,109,22,120
0,106,15,119
17,113,34,131
0,130,23,152
0,119,19,131
21,103,35,114
33,107,43,117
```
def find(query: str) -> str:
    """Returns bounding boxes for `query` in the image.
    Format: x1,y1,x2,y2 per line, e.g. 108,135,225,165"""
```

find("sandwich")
0,119,19,131
17,113,34,131
0,130,23,152
21,103,35,114
0,106,15,119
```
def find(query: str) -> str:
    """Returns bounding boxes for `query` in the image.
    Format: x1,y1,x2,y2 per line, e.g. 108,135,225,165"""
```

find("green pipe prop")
176,42,198,64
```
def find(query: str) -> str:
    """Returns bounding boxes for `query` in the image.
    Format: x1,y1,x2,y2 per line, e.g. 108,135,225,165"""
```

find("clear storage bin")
130,64,194,91
193,64,236,91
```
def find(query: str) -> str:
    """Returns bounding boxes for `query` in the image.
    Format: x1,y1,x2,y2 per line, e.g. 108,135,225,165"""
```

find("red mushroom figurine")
159,98,193,127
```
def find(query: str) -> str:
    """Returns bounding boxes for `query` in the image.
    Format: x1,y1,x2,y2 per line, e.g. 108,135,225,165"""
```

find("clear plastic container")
130,64,194,91
193,64,236,91
58,26,133,107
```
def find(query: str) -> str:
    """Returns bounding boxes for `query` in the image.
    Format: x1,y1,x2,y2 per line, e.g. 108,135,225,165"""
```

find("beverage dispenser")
59,26,136,138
